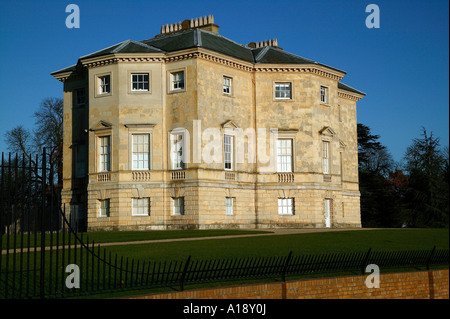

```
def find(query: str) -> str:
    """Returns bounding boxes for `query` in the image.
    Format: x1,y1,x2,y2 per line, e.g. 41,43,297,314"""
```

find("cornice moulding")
70,48,350,84
80,53,165,69
338,90,364,101
254,64,345,81
53,71,72,82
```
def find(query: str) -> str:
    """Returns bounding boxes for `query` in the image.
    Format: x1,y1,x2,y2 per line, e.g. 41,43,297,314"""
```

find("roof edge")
50,64,76,76
338,82,366,96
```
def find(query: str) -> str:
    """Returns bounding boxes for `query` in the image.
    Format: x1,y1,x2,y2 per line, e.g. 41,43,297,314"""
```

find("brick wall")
131,269,449,299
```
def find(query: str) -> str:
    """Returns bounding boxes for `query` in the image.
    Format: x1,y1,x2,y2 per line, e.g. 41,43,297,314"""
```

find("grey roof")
52,29,364,94
140,29,344,72
338,82,366,96
50,64,76,75
141,29,256,63
79,40,164,60
53,29,345,72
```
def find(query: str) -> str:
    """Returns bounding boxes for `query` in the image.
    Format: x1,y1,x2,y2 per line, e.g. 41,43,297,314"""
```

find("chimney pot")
158,14,219,36
250,38,281,49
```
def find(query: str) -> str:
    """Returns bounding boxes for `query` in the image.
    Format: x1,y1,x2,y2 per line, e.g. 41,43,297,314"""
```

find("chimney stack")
248,38,283,50
158,14,219,37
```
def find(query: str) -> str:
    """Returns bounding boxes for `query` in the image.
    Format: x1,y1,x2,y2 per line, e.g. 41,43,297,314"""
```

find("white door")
324,199,332,228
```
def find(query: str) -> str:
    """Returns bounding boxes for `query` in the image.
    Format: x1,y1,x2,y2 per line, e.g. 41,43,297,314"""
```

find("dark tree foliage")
357,124,449,228
403,128,449,227
357,124,402,227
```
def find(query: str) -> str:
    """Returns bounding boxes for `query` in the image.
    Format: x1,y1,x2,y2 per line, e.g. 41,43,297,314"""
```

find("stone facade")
52,16,365,231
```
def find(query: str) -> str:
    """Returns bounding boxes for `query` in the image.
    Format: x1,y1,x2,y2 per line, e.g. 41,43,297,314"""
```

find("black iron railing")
1,150,449,299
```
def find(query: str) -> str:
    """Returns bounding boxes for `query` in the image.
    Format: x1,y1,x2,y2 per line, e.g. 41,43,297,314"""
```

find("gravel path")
2,227,375,254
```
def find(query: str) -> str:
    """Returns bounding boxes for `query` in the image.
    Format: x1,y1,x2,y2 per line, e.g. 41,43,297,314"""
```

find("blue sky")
0,0,448,162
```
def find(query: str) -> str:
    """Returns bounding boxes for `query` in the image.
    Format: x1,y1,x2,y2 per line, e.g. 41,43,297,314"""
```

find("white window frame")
131,73,149,92
274,82,292,100
170,71,185,91
99,75,111,94
224,134,234,171
132,134,150,170
278,198,294,215
99,199,110,217
225,197,234,216
170,131,186,170
132,198,150,216
276,139,293,173
223,76,232,95
324,198,333,228
173,197,185,216
99,135,111,172
323,141,330,175
320,86,328,104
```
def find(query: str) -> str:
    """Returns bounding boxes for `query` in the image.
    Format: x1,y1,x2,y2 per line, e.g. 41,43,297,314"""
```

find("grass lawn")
1,229,271,250
73,228,450,299
101,228,449,262
1,228,448,299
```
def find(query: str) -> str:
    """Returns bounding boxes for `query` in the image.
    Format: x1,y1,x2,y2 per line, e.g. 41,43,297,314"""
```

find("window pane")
275,83,291,99
99,199,110,217
323,141,329,174
224,135,233,170
172,71,184,90
100,75,111,94
100,136,110,171
132,134,150,170
133,198,150,216
277,139,292,172
131,73,149,91
321,86,328,103
171,133,184,169
173,197,185,215
223,77,231,94
225,197,234,215
278,198,294,215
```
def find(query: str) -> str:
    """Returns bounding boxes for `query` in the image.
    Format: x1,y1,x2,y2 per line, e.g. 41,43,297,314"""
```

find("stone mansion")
51,15,365,231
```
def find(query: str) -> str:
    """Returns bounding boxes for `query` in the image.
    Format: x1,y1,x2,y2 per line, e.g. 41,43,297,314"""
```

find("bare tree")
33,97,63,152
4,97,63,185
4,125,34,156
34,97,64,185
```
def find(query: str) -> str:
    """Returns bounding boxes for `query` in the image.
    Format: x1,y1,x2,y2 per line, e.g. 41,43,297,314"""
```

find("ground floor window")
132,198,150,216
324,198,333,228
225,197,234,216
278,198,294,215
99,199,110,217
173,197,185,215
